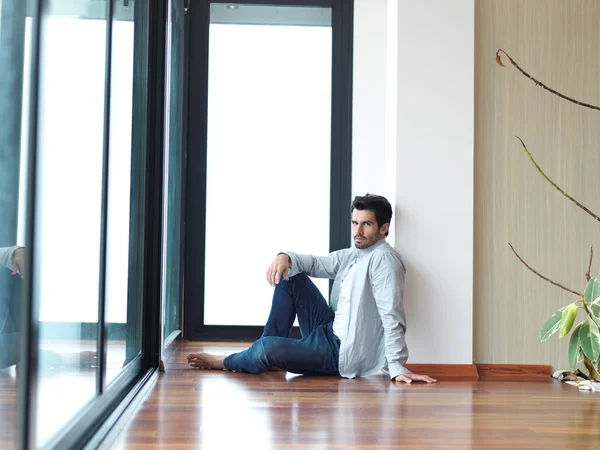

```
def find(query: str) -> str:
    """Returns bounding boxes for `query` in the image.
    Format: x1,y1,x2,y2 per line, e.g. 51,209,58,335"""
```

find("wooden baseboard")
475,364,551,381
404,363,552,381
405,364,479,380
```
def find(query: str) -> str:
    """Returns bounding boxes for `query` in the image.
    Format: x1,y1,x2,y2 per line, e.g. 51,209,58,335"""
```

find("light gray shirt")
0,246,19,271
287,239,411,379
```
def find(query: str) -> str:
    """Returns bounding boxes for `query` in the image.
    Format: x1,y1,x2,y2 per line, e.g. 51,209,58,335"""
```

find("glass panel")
0,0,29,447
204,4,332,326
161,0,185,348
33,1,107,445
105,0,140,386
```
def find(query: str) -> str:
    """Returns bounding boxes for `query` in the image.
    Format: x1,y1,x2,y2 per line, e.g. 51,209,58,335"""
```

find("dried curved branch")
496,49,600,112
508,243,583,297
515,136,600,224
586,247,594,282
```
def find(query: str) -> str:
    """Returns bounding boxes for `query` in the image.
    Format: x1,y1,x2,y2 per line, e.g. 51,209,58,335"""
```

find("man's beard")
354,235,376,249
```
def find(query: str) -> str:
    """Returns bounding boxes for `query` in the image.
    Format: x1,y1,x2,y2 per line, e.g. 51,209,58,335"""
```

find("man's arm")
286,249,347,279
371,252,436,384
266,249,348,286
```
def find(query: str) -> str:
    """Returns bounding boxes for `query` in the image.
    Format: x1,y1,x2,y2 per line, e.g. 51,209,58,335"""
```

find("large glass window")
161,0,185,351
28,0,145,446
1,0,172,446
184,1,352,339
204,4,332,327
0,1,28,448
105,0,140,387
33,1,108,444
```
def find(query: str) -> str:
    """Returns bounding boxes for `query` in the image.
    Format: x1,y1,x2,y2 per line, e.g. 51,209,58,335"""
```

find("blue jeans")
223,273,341,375
0,273,21,369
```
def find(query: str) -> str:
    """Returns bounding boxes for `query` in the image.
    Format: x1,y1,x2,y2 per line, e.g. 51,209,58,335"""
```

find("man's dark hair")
351,194,393,237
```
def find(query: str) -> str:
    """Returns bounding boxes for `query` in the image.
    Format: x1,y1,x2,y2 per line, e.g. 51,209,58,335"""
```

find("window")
184,0,352,340
161,0,186,352
0,0,166,447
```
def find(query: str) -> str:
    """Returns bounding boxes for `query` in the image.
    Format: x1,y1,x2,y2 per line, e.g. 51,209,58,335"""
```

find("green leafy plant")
540,278,600,380
496,49,600,381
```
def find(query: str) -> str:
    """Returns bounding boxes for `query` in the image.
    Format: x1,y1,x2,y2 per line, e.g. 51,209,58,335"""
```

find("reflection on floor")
112,342,600,449
0,366,18,449
0,340,127,448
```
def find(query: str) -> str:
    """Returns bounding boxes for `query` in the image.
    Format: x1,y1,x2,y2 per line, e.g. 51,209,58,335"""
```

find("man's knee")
273,272,307,293
280,272,309,287
259,336,287,366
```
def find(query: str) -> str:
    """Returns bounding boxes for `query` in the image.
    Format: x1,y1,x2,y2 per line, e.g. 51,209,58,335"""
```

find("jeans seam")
259,338,269,370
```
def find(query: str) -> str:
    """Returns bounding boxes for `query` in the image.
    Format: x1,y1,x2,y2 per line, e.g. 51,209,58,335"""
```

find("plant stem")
581,298,600,328
496,49,600,112
515,136,600,224
583,354,600,382
508,243,583,297
586,247,593,282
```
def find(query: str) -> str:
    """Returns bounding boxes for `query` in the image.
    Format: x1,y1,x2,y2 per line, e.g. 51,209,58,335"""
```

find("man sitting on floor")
188,194,435,384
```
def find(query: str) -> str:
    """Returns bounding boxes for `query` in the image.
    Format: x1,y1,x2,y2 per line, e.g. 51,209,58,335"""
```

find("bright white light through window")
204,23,332,326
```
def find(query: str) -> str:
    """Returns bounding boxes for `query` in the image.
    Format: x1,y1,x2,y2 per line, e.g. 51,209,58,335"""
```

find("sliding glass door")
185,0,353,340
161,0,186,357
0,0,168,448
29,1,151,446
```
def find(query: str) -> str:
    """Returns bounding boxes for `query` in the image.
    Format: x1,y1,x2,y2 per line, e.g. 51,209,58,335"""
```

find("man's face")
352,209,389,249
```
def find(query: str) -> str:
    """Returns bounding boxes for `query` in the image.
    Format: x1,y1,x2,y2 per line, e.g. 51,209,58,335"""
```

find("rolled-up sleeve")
370,252,410,379
0,246,19,271
286,249,348,280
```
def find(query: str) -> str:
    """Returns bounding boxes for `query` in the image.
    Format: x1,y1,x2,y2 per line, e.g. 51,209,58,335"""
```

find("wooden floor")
0,366,18,449
111,342,600,450
0,340,127,449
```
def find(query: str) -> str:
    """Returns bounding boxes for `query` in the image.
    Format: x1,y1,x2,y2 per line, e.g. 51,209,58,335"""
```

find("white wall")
353,0,474,364
351,0,386,198
352,0,397,246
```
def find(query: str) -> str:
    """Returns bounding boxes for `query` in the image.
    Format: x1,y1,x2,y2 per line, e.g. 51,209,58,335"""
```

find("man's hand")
12,247,25,279
393,373,437,384
266,253,291,287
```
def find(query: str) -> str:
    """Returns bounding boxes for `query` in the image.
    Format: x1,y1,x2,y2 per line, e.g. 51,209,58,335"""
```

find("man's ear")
380,223,390,236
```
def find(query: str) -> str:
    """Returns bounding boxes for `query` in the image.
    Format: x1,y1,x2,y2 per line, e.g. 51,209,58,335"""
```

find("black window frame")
16,0,168,448
183,0,353,341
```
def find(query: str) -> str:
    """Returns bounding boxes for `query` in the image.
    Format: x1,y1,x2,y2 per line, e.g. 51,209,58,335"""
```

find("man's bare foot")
187,352,226,370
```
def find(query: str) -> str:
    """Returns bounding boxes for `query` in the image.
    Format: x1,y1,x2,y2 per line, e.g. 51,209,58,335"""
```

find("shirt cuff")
0,246,19,271
388,362,412,380
284,252,301,277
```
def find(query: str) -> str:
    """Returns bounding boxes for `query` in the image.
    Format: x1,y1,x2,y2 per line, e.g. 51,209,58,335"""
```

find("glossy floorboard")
0,340,127,449
111,342,600,450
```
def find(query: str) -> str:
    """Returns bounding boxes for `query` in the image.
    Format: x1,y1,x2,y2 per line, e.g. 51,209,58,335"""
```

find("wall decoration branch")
496,49,600,382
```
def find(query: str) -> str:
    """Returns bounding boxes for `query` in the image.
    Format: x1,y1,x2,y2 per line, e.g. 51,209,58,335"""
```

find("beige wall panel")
474,0,600,369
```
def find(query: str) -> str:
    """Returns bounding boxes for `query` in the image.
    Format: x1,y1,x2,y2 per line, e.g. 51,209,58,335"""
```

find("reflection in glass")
0,0,29,447
33,1,107,445
204,5,332,326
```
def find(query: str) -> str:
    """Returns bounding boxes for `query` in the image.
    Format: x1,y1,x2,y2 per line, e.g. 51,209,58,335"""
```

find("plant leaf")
590,303,600,319
579,318,600,361
584,277,599,304
559,303,578,338
540,306,566,341
568,323,583,371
